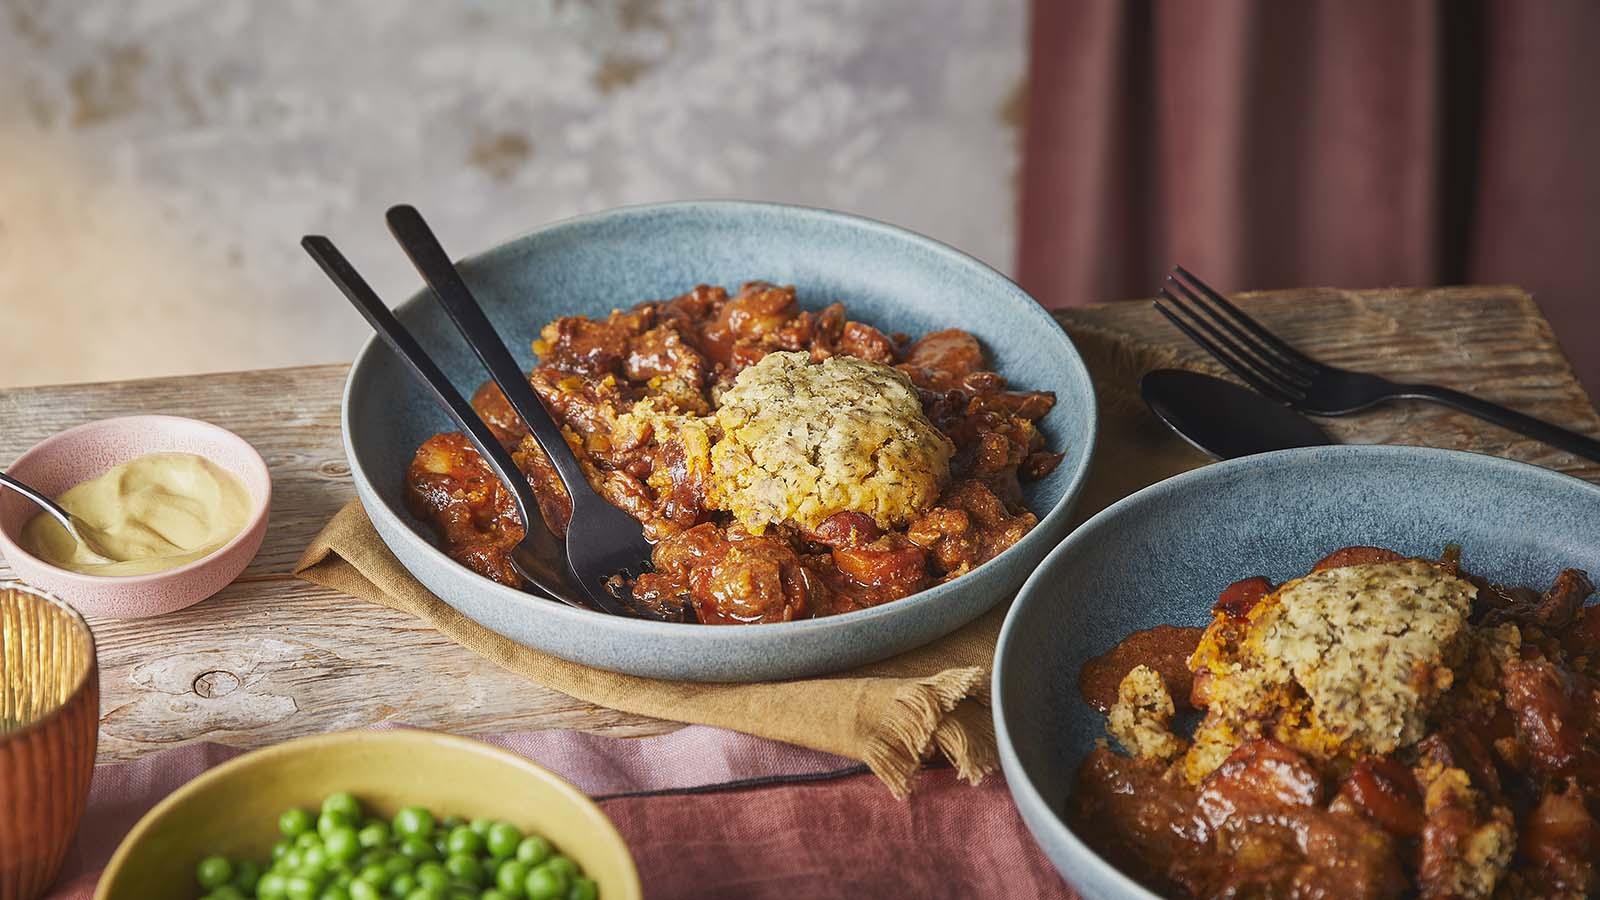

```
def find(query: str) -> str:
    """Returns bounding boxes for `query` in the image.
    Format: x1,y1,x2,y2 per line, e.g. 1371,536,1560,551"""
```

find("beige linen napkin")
294,325,1209,797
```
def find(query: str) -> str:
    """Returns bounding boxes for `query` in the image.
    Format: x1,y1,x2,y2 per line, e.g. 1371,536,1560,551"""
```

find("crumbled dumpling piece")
1436,622,1522,734
1414,761,1515,899
1107,665,1186,761
1184,559,1475,781
707,352,953,533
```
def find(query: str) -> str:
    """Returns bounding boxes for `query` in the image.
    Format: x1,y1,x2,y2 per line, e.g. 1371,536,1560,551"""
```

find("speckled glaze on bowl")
96,729,640,900
0,416,272,619
342,200,1097,681
992,445,1600,899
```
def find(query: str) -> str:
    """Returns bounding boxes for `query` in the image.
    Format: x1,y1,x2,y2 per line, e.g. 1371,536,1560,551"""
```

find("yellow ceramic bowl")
96,730,640,900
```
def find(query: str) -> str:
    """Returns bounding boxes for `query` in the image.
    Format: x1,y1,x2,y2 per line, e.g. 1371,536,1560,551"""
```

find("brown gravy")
1078,624,1204,713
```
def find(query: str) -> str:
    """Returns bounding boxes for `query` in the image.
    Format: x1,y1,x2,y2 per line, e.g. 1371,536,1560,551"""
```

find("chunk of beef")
1514,781,1599,898
635,523,823,624
1483,568,1594,629
836,320,898,364
1336,756,1426,838
1197,739,1326,826
624,323,708,388
535,313,640,375
899,328,985,390
1503,656,1593,778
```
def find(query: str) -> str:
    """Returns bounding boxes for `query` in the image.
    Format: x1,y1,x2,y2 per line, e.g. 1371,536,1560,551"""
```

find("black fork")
384,206,694,622
1154,265,1600,463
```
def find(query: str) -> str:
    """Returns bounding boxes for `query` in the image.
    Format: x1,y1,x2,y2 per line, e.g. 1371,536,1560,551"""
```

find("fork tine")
1159,289,1307,400
1171,266,1319,375
1165,276,1311,387
1154,299,1302,405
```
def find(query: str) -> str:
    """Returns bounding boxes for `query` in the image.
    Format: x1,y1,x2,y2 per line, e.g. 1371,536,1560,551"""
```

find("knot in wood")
193,670,241,698
318,459,351,478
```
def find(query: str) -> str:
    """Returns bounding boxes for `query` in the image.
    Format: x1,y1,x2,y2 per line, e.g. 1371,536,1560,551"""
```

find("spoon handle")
383,205,599,508
300,236,549,533
0,471,74,531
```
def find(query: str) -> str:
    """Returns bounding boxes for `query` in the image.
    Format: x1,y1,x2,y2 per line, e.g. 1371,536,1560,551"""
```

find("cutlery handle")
384,205,597,506
1400,383,1600,463
0,472,75,530
300,236,547,528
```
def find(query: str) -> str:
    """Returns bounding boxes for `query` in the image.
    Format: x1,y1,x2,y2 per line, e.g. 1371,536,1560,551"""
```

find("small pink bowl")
0,416,271,619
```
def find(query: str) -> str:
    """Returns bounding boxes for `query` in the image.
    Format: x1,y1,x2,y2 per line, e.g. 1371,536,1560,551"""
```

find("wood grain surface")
1,286,1595,764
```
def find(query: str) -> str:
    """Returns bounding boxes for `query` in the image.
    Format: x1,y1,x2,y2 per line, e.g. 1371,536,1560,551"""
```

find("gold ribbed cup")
0,583,98,900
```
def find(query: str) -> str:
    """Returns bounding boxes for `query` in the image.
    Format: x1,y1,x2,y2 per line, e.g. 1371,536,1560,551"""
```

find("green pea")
495,859,530,897
334,871,356,888
522,865,565,900
564,877,597,900
383,855,415,878
359,822,392,849
281,808,315,838
434,835,451,859
273,839,292,861
301,844,331,877
399,836,438,861
415,862,449,890
440,815,465,831
297,832,324,850
326,826,362,863
358,863,388,885
197,855,235,890
319,887,351,900
513,836,550,866
322,792,363,821
443,825,482,857
321,810,356,839
388,873,417,898
282,849,306,872
444,853,483,885
393,806,436,840
468,818,492,837
542,858,577,883
405,888,444,900
285,874,319,900
208,887,248,900
258,872,290,899
485,824,522,860
349,882,383,900
232,859,263,893
480,892,510,900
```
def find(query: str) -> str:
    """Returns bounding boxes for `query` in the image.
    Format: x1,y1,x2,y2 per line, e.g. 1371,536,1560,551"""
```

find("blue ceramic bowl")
992,445,1600,899
342,201,1097,681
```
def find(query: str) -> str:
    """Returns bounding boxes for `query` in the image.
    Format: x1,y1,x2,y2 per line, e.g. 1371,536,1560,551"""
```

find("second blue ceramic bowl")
342,201,1097,681
993,445,1600,898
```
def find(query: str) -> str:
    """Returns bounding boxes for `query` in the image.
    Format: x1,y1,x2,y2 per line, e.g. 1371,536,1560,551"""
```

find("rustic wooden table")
3,286,1596,765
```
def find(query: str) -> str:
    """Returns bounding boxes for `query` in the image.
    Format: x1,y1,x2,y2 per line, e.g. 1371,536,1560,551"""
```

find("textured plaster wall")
0,0,1026,388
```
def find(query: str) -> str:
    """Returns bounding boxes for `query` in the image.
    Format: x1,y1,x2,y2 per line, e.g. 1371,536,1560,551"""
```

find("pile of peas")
191,792,598,900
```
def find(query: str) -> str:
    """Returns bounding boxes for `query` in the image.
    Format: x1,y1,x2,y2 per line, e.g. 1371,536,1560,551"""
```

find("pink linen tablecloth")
49,726,1075,899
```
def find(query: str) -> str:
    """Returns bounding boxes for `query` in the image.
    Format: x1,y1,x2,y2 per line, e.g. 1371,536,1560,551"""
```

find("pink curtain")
1019,0,1600,391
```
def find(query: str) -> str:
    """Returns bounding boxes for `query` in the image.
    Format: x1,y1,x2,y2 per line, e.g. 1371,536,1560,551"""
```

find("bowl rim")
0,579,98,744
0,414,273,585
991,443,1600,900
342,198,1099,637
94,728,643,900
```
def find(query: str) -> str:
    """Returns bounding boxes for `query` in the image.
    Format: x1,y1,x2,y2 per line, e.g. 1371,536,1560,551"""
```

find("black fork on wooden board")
1153,265,1600,463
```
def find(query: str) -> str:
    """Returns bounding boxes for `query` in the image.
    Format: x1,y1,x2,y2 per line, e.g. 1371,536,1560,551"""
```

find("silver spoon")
1141,369,1334,460
0,471,119,563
